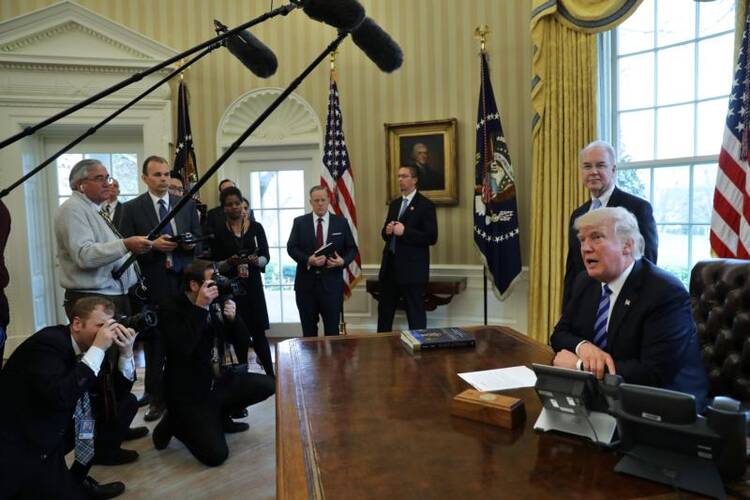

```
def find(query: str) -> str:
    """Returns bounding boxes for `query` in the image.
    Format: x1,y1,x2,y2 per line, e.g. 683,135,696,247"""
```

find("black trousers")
95,392,138,456
1,438,86,500
162,372,275,467
295,282,342,337
376,259,426,333
235,297,274,377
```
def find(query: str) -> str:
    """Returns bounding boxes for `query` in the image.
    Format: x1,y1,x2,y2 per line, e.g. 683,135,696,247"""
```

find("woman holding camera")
209,187,273,377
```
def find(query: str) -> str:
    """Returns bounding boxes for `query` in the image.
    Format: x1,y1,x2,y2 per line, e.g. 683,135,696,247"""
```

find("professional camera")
209,264,245,298
115,306,158,331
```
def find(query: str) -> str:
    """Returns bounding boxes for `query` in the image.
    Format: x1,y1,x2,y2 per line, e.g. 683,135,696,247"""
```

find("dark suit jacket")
0,326,97,456
287,212,357,294
120,192,201,298
563,187,658,307
551,259,708,409
159,294,247,405
379,191,438,285
111,201,124,230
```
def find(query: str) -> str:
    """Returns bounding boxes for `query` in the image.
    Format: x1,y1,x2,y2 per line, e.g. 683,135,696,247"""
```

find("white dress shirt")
588,183,616,211
311,211,330,246
148,191,178,235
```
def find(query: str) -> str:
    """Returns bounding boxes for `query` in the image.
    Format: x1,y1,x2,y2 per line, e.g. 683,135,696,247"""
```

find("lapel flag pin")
624,299,631,306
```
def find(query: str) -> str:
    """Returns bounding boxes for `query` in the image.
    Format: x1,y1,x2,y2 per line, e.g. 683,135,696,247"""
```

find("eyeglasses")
84,174,113,184
581,164,612,172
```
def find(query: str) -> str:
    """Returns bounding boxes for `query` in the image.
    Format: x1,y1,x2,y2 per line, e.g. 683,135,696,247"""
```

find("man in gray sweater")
54,158,152,317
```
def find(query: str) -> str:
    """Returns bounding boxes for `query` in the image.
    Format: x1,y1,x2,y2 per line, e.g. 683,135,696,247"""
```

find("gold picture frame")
384,118,458,205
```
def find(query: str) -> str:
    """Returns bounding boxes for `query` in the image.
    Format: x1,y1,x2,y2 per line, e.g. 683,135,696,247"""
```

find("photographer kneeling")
152,259,275,466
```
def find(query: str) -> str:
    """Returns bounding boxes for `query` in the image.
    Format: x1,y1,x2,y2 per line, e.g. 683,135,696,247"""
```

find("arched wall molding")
216,87,323,152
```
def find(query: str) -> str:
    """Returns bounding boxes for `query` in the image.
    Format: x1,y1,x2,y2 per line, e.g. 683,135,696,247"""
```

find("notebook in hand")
401,327,476,352
313,242,335,257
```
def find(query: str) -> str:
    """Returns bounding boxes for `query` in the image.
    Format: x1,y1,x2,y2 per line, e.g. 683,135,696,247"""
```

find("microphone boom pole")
114,31,350,279
0,44,218,200
0,2,298,151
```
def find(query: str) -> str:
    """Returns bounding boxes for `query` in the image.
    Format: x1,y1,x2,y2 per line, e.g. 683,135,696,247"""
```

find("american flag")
473,51,522,298
321,68,361,296
174,80,199,195
712,12,750,259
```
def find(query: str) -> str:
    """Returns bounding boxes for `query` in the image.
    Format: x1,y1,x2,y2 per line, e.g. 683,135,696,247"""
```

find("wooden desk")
275,326,676,499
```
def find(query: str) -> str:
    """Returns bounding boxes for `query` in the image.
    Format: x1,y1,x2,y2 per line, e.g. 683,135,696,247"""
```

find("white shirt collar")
313,211,330,224
71,332,82,356
592,183,616,208
605,259,635,296
402,189,417,204
148,190,170,207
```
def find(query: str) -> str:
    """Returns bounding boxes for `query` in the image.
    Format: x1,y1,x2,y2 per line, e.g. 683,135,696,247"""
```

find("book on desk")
401,327,476,352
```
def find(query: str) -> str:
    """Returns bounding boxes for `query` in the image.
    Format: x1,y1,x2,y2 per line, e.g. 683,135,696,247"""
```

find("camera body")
209,265,244,299
115,306,158,331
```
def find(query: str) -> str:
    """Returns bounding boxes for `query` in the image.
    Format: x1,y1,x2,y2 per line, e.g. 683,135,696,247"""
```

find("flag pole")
476,24,490,326
330,49,348,336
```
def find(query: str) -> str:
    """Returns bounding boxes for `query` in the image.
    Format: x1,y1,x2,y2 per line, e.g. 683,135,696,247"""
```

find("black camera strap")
99,209,147,296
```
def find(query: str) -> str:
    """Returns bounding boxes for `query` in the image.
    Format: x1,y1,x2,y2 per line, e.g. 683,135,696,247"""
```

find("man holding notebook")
287,185,357,337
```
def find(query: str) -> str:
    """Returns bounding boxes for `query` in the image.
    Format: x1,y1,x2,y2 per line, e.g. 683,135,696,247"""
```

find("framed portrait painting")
384,118,458,205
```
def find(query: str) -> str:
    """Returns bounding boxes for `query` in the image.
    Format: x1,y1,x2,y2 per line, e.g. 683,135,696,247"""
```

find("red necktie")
316,217,324,247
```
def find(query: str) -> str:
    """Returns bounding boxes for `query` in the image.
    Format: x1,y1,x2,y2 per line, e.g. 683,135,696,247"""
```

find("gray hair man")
562,140,658,308
55,158,152,317
550,207,708,409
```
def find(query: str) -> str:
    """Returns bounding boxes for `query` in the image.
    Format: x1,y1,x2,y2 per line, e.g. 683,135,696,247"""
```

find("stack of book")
400,327,476,352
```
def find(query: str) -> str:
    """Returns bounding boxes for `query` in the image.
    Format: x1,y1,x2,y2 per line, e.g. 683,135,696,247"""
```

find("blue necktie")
389,198,409,253
592,284,612,349
73,391,95,465
591,198,602,210
158,199,174,236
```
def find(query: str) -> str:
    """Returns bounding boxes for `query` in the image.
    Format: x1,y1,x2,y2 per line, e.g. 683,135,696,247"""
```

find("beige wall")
1,0,532,266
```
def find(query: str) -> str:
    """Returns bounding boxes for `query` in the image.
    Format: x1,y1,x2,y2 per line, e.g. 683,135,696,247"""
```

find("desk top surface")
275,326,673,499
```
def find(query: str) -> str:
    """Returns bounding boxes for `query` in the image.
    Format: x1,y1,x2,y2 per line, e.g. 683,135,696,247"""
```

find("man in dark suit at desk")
119,155,201,421
563,140,658,308
287,186,357,337
0,296,137,499
550,207,708,409
377,165,438,332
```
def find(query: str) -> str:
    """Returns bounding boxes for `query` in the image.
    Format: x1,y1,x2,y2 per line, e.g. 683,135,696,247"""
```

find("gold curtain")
527,0,641,344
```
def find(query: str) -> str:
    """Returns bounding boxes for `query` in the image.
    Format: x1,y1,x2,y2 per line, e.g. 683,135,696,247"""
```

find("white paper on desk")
458,365,537,392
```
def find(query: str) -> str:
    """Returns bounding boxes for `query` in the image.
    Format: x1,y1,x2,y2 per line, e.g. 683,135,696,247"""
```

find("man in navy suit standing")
287,186,357,337
550,207,708,409
377,166,438,332
119,155,201,421
563,140,658,307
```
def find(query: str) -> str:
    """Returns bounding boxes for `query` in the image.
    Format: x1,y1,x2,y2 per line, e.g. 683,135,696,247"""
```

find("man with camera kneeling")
152,259,275,466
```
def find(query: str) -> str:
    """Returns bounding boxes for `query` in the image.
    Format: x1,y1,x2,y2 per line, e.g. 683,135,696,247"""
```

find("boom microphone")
293,0,366,31
214,20,278,78
351,17,403,73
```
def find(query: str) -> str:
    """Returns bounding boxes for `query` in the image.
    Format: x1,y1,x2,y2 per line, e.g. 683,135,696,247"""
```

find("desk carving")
365,276,467,311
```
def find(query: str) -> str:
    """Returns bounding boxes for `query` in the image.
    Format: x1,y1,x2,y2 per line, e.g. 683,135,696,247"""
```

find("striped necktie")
73,390,95,465
592,284,612,350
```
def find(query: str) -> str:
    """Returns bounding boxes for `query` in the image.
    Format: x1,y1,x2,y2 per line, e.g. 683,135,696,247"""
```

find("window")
56,152,139,206
606,0,735,284
250,170,305,323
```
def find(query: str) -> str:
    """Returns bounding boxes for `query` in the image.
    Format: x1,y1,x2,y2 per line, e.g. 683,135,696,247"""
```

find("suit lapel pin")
624,299,631,307
409,206,415,211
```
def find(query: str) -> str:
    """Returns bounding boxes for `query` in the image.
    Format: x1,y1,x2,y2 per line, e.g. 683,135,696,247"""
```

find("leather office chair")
690,259,750,401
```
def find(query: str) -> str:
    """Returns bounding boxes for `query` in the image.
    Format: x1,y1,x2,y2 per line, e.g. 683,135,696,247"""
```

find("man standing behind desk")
563,140,658,307
119,155,201,422
377,165,438,332
550,207,708,409
287,186,357,337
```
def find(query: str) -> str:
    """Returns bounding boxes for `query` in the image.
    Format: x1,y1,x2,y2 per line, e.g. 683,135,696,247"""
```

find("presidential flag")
711,12,750,259
320,68,361,296
473,51,522,298
174,80,199,194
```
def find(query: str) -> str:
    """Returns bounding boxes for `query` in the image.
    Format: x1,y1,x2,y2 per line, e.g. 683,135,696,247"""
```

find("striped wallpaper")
0,0,533,266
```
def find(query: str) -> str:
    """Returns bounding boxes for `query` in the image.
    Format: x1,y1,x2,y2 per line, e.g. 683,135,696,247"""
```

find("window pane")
278,170,305,208
281,286,300,323
616,168,651,201
58,196,69,206
85,153,110,170
279,209,304,247
691,225,712,266
617,0,654,54
111,153,138,194
657,0,695,47
656,44,694,106
265,285,282,323
618,52,655,110
657,224,690,285
656,104,694,159
280,252,297,287
653,166,689,223
692,163,717,223
263,247,281,285
252,171,278,209
696,98,726,156
619,109,655,161
56,153,82,196
697,33,734,100
699,0,735,38
255,210,279,247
